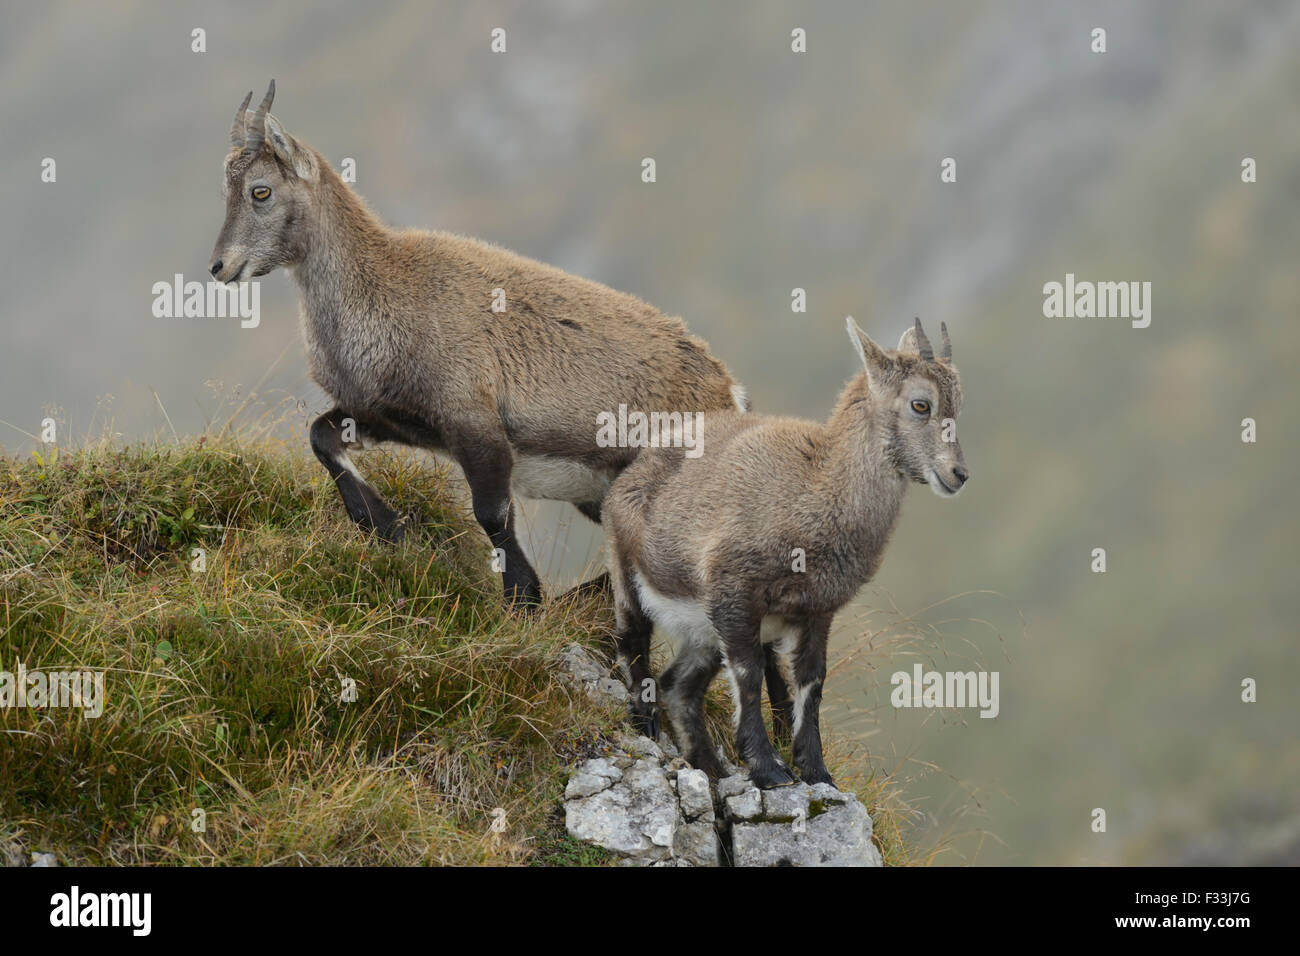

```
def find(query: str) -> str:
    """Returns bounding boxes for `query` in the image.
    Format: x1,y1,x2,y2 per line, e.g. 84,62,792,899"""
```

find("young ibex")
209,81,747,607
603,318,968,788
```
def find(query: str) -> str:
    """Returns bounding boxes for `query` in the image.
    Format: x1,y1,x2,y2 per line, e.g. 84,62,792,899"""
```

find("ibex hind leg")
661,641,726,779
788,616,835,787
310,408,407,541
608,558,658,736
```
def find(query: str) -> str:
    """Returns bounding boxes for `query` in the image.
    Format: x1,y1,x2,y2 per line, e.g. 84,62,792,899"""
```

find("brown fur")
209,82,745,606
602,318,968,787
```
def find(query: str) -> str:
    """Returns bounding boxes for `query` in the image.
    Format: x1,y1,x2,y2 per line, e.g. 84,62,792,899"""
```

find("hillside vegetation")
0,436,908,865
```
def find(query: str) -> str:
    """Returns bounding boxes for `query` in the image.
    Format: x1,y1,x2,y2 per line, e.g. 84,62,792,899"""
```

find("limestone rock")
674,819,719,866
558,645,881,868
676,769,714,821
729,782,882,867
558,643,629,705
564,757,622,800
565,756,678,862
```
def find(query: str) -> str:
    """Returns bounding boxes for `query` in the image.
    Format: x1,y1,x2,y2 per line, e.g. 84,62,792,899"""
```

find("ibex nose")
210,260,224,278
952,465,969,485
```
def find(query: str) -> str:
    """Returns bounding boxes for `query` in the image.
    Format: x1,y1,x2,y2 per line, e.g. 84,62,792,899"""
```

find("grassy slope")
0,436,908,865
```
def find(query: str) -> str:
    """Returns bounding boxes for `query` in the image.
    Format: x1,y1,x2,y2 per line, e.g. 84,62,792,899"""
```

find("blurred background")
1,0,1297,864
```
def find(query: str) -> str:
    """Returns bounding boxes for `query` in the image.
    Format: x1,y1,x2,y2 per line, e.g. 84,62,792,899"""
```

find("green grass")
0,434,913,865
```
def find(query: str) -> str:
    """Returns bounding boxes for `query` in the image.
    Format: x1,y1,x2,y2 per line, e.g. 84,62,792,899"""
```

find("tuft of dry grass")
0,432,916,865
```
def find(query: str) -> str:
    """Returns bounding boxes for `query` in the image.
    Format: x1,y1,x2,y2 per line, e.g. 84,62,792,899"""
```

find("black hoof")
748,761,797,790
376,514,408,543
799,767,835,788
630,701,660,740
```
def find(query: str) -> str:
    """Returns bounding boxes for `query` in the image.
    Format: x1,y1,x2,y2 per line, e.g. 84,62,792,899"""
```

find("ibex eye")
251,186,271,201
911,400,930,415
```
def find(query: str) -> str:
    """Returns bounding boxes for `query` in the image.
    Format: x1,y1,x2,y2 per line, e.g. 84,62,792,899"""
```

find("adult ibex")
209,81,747,607
603,318,968,788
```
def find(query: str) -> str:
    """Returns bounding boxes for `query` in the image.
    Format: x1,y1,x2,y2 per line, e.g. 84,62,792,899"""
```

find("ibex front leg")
310,408,406,541
785,615,834,787
713,600,796,789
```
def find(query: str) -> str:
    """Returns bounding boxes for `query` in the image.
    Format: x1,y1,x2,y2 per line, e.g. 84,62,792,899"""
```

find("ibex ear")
846,316,891,384
265,114,318,181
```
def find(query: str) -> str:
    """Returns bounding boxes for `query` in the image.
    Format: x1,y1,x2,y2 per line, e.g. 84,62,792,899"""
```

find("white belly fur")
632,572,794,649
510,454,613,504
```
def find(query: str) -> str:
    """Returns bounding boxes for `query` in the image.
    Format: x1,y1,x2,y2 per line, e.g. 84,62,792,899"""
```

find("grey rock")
725,787,763,822
674,819,719,866
676,769,714,822
616,732,663,761
561,718,883,868
564,757,622,799
558,644,629,705
596,676,630,702
565,756,678,862
29,852,58,867
762,784,811,822
730,785,882,867
717,773,752,800
809,782,851,808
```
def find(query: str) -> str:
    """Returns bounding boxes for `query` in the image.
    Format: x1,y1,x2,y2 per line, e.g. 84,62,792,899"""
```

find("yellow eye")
251,186,271,201
911,400,931,415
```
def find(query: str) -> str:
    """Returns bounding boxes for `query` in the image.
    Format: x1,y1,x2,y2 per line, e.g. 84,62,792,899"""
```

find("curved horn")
913,317,934,362
939,321,952,361
242,80,276,155
229,91,252,147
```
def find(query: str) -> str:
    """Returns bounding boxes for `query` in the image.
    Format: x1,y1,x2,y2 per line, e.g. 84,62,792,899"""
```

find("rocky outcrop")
720,774,883,867
558,643,884,868
563,732,719,866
